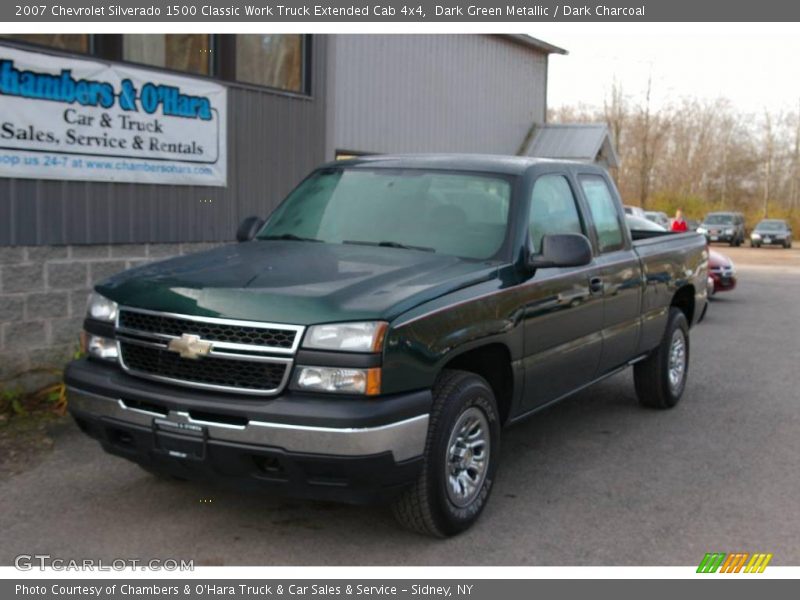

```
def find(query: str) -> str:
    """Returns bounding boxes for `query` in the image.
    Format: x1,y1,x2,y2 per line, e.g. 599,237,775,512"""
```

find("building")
0,33,565,389
523,123,620,169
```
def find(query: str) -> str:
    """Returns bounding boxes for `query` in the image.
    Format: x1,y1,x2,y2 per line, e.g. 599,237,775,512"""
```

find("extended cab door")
577,173,643,375
520,173,605,411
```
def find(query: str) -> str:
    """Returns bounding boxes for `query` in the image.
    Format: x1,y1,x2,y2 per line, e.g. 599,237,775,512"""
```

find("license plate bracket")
154,418,206,460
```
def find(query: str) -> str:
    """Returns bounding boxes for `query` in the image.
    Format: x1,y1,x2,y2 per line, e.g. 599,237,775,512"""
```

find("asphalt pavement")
1,247,798,566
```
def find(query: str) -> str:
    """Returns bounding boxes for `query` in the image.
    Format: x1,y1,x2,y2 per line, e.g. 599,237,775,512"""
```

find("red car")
708,249,737,295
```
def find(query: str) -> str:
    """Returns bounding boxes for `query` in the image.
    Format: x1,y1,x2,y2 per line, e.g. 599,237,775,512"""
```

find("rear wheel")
634,308,690,409
392,370,500,537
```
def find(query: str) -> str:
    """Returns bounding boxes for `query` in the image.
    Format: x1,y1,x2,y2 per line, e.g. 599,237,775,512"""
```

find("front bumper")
706,233,735,243
752,236,788,246
65,359,430,504
710,272,737,292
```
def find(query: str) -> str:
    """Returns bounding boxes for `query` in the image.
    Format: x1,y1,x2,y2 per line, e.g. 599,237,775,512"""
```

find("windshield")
756,220,785,231
704,214,734,225
258,168,512,260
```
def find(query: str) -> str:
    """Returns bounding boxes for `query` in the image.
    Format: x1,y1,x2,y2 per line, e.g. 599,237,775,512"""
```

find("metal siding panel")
0,36,327,246
330,35,548,158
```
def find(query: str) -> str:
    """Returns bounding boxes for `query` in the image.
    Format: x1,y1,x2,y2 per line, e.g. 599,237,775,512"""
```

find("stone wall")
0,243,218,392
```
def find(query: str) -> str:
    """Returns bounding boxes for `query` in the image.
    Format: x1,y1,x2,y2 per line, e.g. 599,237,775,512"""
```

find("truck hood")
97,241,499,325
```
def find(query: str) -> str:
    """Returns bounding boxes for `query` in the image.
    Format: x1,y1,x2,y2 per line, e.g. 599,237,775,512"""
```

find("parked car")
626,214,667,232
65,155,709,537
624,205,646,218
686,219,700,232
708,249,737,294
645,211,671,229
698,212,746,246
750,219,793,248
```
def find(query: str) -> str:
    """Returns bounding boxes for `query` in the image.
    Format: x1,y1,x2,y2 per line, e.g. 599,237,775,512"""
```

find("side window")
580,175,625,253
528,175,584,253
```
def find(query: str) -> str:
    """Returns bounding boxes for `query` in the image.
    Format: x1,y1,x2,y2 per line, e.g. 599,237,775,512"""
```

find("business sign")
0,45,227,186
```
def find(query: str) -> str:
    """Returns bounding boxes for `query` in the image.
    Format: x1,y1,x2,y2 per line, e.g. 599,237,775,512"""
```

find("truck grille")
118,310,298,350
119,343,288,393
115,307,303,395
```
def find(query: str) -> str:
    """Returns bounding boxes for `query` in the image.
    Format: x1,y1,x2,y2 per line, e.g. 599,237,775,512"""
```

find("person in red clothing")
671,208,688,232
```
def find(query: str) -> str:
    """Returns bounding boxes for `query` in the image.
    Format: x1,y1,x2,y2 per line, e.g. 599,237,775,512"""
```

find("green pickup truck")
65,155,708,536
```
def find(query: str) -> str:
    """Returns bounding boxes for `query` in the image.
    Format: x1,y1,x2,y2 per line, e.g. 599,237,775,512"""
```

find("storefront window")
123,34,211,76
235,35,304,93
0,34,89,53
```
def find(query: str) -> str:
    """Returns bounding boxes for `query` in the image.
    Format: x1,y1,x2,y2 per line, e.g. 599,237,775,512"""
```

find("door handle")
589,276,605,294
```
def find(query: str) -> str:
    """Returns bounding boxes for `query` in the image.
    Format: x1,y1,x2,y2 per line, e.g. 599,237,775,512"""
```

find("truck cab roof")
326,153,601,176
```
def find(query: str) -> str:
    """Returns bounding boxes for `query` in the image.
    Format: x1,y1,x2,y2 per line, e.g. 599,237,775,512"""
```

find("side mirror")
529,234,593,269
236,216,264,242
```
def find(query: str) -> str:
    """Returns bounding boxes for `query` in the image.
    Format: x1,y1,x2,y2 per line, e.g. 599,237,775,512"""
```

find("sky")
539,25,800,116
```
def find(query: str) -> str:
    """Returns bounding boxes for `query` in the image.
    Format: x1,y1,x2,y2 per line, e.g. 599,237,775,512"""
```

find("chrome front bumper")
67,387,429,462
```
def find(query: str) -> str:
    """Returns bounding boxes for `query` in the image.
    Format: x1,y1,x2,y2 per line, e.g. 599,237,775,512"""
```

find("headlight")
751,233,761,239
303,322,387,352
86,291,118,322
725,228,734,235
697,227,707,234
81,333,119,361
293,366,381,395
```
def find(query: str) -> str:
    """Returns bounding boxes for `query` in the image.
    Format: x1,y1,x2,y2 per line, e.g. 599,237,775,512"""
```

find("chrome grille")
115,307,303,396
119,342,288,392
117,308,301,353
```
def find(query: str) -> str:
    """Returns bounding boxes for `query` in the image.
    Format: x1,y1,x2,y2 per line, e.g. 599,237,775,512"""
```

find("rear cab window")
579,175,626,253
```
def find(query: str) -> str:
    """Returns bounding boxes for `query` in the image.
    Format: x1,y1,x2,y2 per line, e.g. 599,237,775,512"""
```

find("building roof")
524,123,620,168
500,34,568,55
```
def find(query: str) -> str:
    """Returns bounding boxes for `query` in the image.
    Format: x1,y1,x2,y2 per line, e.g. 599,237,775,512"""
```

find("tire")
634,307,690,409
392,370,500,537
784,240,790,249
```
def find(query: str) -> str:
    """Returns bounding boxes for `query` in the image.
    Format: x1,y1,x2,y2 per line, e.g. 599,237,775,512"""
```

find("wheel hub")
445,406,490,508
668,329,687,393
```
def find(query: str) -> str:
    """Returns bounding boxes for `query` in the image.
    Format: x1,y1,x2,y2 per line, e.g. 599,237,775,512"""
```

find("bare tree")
762,110,776,218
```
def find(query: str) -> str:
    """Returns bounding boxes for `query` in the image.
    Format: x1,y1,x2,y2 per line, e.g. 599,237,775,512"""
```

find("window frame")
0,34,313,99
219,34,312,97
116,34,216,79
577,173,628,254
525,172,588,255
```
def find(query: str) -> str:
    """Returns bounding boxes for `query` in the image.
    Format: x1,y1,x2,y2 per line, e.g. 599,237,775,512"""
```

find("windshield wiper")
261,233,322,242
343,240,435,253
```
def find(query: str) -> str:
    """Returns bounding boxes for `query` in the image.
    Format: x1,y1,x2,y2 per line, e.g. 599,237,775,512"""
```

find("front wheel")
392,370,500,537
634,308,690,409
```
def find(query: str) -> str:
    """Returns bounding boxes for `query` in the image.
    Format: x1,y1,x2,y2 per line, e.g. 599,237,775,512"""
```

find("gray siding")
0,37,328,247
326,35,548,159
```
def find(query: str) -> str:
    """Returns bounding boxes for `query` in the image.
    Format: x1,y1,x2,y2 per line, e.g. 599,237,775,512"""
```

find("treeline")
549,80,800,229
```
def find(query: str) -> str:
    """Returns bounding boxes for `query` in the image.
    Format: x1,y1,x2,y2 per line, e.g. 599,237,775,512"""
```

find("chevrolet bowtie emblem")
167,333,213,360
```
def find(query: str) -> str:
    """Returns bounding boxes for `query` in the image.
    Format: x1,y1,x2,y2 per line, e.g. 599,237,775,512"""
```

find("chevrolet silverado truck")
65,155,708,537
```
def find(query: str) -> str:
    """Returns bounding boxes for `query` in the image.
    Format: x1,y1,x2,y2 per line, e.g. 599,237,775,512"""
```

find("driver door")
520,174,605,411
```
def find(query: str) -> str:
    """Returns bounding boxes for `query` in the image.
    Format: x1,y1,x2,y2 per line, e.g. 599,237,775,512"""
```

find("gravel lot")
1,246,798,566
